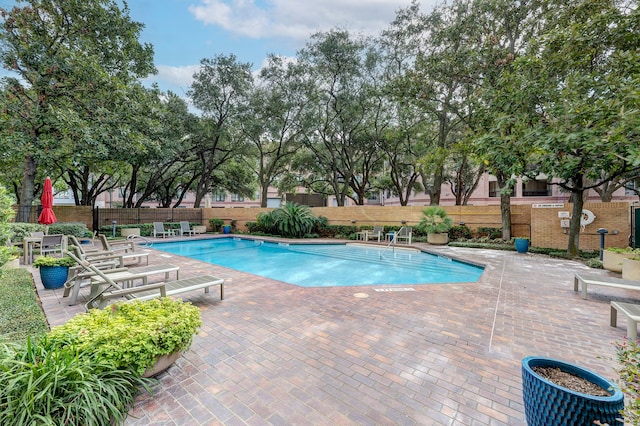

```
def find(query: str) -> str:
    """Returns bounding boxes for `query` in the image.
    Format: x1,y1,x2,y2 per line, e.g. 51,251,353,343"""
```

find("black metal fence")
632,204,639,248
93,207,204,231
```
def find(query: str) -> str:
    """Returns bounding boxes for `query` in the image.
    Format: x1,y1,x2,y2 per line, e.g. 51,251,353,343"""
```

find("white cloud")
153,64,201,88
188,0,435,41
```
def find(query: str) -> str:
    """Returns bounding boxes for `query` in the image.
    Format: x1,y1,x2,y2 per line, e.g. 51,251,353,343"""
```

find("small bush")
477,227,502,239
209,218,224,232
585,258,603,269
48,222,91,238
616,339,640,424
47,298,202,376
449,225,472,241
0,338,151,426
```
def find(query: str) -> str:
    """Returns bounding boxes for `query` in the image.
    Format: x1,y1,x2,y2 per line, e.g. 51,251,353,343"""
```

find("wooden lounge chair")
179,221,196,237
97,234,149,265
64,250,223,310
97,233,135,253
64,261,180,305
574,273,640,299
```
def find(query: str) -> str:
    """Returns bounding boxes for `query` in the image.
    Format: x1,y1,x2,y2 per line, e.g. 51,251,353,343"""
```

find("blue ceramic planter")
514,238,529,253
521,356,624,426
39,266,69,289
223,225,231,234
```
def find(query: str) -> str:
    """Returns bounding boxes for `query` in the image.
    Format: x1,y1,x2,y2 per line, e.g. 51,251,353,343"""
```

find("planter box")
192,225,206,234
121,228,141,237
143,351,183,378
604,250,637,273
522,356,624,426
622,258,640,281
427,232,449,245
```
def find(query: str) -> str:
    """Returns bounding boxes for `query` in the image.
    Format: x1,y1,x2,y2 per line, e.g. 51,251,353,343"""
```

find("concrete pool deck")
33,235,634,425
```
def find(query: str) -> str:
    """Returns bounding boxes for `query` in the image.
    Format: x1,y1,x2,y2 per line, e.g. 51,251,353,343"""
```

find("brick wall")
44,202,633,251
531,202,629,250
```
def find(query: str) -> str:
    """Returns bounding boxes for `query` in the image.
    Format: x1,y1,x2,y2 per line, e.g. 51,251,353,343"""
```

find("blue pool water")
152,238,484,288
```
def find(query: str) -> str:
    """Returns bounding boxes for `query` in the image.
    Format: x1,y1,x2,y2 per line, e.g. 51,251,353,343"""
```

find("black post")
597,228,608,261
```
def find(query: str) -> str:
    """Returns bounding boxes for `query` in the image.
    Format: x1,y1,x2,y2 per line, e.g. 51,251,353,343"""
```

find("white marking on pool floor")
374,288,415,292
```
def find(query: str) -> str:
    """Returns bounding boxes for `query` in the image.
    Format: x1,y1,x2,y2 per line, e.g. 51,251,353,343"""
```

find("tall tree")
187,54,253,207
0,0,155,220
512,0,640,255
469,0,547,239
407,0,481,205
296,29,382,206
239,55,307,207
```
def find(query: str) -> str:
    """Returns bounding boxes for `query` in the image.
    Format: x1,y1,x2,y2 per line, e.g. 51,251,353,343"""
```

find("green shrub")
616,339,640,424
605,247,640,253
449,224,472,240
0,269,48,344
48,222,91,238
47,298,202,376
0,338,151,426
209,218,224,232
313,216,331,237
33,256,76,268
477,227,502,239
584,258,603,269
419,207,453,234
6,223,44,243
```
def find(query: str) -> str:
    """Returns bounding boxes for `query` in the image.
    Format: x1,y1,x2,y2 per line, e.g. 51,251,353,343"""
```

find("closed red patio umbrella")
38,177,57,233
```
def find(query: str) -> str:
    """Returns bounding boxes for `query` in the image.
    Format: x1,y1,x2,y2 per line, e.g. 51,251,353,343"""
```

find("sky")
0,0,438,98
124,0,438,97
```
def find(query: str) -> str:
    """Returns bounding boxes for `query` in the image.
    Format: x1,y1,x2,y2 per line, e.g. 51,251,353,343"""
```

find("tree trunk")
497,174,512,240
567,175,586,256
17,154,38,222
260,184,269,208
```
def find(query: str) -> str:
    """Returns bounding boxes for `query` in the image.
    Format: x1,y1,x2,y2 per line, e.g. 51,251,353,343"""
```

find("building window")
625,179,639,196
522,180,551,197
489,181,515,197
214,190,226,202
231,193,244,202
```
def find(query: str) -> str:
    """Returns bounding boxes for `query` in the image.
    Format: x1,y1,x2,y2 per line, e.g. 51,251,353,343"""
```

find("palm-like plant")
272,202,316,238
419,207,453,234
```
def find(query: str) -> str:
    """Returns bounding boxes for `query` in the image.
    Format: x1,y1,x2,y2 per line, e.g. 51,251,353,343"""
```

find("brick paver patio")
32,236,633,425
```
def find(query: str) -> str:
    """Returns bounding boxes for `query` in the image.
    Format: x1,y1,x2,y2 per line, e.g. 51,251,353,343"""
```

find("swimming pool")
152,238,484,287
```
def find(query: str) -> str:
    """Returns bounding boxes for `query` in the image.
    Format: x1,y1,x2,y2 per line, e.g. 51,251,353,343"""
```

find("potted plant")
419,207,453,245
47,298,202,377
33,255,75,289
622,256,640,281
521,356,624,426
514,237,530,253
603,247,640,272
